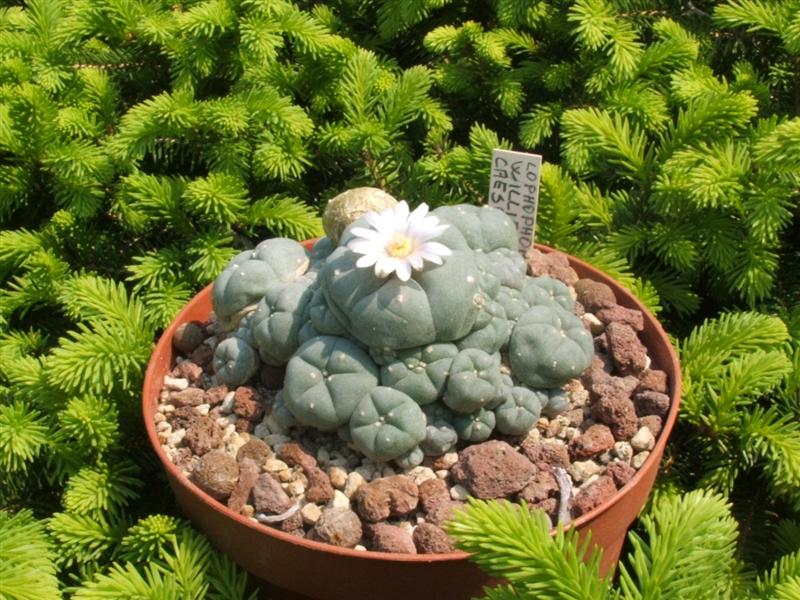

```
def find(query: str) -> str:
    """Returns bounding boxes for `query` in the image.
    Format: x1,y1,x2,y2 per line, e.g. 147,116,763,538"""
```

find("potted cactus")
144,188,680,600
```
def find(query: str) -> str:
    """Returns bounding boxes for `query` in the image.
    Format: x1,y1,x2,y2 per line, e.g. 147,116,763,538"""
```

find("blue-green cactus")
443,349,504,413
509,305,594,388
494,385,543,435
250,275,316,366
380,343,458,405
521,276,575,312
306,287,348,337
212,336,259,386
420,403,458,455
456,299,511,354
453,407,496,442
270,391,297,431
211,238,309,327
540,387,570,419
432,205,518,252
495,286,529,322
394,446,425,469
474,253,501,299
283,335,379,431
349,387,427,462
485,247,527,290
321,244,482,351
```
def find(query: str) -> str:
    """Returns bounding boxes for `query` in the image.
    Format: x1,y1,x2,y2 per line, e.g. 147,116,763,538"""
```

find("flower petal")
356,253,379,268
350,227,384,242
348,240,378,255
408,252,424,270
395,260,412,281
420,241,452,257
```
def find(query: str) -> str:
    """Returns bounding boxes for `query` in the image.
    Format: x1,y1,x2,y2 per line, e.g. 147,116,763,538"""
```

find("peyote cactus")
208,192,595,464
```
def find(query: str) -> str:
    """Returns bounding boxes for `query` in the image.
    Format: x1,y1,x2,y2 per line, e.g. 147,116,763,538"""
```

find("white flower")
347,201,452,281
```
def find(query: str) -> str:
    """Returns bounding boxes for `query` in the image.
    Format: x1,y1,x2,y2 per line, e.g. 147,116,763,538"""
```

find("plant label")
488,149,542,254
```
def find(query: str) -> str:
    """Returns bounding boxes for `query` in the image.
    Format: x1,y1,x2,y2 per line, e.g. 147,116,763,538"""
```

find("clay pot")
143,243,681,600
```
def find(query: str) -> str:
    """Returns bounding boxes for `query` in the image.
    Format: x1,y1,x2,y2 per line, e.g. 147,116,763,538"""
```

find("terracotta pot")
143,243,681,600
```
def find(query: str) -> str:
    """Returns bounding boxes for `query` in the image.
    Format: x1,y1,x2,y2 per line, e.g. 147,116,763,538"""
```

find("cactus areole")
208,190,595,464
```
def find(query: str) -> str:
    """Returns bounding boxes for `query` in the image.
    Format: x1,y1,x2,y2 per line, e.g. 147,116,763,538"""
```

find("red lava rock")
633,390,671,419
235,419,254,433
311,507,362,548
571,475,617,518
606,462,637,489
173,361,204,385
520,439,571,469
591,393,638,441
252,473,293,514
173,321,206,355
205,385,229,406
525,249,579,286
191,450,239,501
451,440,536,499
418,478,450,514
183,415,223,455
233,386,265,422
169,406,199,430
305,466,335,504
189,344,214,369
353,476,419,522
581,356,614,390
260,365,286,390
517,469,558,505
606,322,648,376
569,424,615,459
413,522,456,554
637,369,669,394
564,408,584,427
276,511,304,533
173,447,194,472
279,441,317,471
236,438,273,465
596,306,644,331
638,415,664,438
169,387,205,408
428,454,457,471
426,499,465,526
574,279,616,312
366,523,417,554
227,458,259,513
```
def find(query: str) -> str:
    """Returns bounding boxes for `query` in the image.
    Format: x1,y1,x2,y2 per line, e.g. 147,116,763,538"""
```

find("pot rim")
143,242,681,564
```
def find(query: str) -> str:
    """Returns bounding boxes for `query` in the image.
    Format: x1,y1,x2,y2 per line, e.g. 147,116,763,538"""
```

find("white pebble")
226,414,239,426
158,403,175,414
408,466,437,486
581,474,600,488
226,432,247,455
168,429,186,446
354,466,374,482
279,469,295,483
450,484,469,501
316,447,331,464
614,441,634,464
632,451,651,470
344,472,367,498
330,489,350,509
381,466,396,478
397,521,415,536
195,403,210,416
154,413,166,424
253,423,270,440
301,503,322,525
327,451,348,467
631,427,655,452
286,480,305,496
265,434,291,448
568,460,603,483
220,392,235,414
582,313,605,335
328,466,348,490
440,452,459,469
158,433,169,444
163,376,189,391
354,544,367,552
156,421,171,433
562,427,580,442
435,470,449,479
265,459,289,472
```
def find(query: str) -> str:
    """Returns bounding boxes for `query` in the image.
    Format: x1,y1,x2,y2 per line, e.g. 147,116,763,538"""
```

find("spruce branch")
0,509,61,600
0,401,48,474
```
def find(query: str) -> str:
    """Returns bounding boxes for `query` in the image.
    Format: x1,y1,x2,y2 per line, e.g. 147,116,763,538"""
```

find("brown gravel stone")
252,473,293,514
591,393,638,441
571,475,617,518
169,406,199,430
569,424,615,459
353,476,419,522
367,523,417,554
574,279,616,312
227,458,259,512
189,344,214,369
305,467,335,504
173,447,194,472
418,478,450,514
183,415,223,455
279,441,317,471
235,419,254,433
192,450,239,501
236,438,273,465
275,511,304,534
311,507,362,548
525,249,579,286
633,390,670,419
606,322,648,376
413,522,456,554
173,361,204,385
173,321,206,355
638,415,664,438
233,386,265,422
205,385,229,406
606,462,637,489
450,441,536,499
520,439,570,469
596,306,644,331
517,469,558,505
564,408,584,427
169,387,206,408
426,499,465,526
637,369,669,394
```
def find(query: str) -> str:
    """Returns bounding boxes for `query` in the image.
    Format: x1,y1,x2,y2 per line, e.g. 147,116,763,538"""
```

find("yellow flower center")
386,234,414,258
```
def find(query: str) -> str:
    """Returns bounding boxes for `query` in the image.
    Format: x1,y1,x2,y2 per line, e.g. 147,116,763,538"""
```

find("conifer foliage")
0,0,798,597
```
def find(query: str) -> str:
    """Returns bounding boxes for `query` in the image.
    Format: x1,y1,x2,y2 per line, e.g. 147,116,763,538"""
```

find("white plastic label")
488,149,542,254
